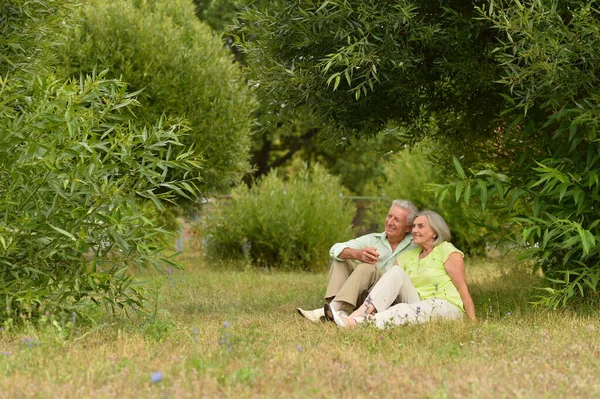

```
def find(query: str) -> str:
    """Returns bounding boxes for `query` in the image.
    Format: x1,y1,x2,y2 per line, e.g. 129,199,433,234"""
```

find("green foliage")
236,0,600,308
441,150,600,309
0,0,70,77
455,0,600,308
236,0,503,147
193,0,246,32
443,134,600,306
367,145,496,254
202,163,355,271
0,71,200,321
58,0,257,193
300,124,410,196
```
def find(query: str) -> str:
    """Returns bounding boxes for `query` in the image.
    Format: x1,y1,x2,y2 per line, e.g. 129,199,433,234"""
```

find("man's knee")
330,259,351,269
329,259,355,277
352,262,378,277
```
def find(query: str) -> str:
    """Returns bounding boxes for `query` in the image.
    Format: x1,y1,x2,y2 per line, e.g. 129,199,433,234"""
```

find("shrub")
0,0,67,78
366,145,499,255
201,163,355,271
0,72,200,321
57,0,256,193
439,1,600,308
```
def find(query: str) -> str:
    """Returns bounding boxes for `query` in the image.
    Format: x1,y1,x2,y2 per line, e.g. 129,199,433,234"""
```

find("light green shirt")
397,241,465,311
330,232,414,274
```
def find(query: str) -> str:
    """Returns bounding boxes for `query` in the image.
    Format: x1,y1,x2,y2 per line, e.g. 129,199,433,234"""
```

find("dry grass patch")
1,257,599,398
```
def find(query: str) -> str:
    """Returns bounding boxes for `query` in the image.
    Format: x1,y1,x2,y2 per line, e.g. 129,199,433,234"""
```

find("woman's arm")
444,252,476,320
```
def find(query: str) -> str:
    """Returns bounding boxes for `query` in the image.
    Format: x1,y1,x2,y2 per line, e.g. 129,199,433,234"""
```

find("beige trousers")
324,260,382,313
367,266,464,329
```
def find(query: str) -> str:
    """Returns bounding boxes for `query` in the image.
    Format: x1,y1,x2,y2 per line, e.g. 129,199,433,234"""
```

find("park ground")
1,254,599,398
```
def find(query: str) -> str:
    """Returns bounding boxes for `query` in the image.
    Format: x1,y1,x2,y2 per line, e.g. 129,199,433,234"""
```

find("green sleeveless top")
396,241,465,311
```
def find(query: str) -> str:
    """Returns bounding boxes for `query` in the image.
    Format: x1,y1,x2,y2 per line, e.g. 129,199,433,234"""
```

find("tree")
236,0,505,154
236,0,600,306
1,0,200,321
57,0,257,194
441,0,600,308
191,0,327,185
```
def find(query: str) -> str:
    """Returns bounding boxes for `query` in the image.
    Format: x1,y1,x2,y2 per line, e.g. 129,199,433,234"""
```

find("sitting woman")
331,210,476,328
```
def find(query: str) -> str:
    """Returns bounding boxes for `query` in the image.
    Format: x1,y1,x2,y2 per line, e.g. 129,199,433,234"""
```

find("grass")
1,254,600,398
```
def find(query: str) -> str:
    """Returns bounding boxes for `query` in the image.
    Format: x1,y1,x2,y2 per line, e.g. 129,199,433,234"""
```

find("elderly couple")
297,199,476,328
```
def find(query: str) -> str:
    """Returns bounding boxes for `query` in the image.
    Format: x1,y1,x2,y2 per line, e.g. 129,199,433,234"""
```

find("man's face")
384,206,411,242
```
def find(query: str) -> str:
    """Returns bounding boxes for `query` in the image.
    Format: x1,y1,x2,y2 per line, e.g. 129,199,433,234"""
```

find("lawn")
1,254,599,398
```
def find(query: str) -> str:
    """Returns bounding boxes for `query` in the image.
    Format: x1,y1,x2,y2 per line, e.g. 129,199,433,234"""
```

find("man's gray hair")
391,199,419,225
418,210,452,246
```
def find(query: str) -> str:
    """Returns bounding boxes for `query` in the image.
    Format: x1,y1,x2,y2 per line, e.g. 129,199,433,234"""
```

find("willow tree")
1,0,201,321
237,0,600,307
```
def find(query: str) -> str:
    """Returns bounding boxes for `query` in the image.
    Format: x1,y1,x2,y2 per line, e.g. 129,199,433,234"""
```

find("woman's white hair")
418,210,451,246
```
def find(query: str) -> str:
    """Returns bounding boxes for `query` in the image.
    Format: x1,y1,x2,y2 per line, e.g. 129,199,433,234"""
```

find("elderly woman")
331,210,476,328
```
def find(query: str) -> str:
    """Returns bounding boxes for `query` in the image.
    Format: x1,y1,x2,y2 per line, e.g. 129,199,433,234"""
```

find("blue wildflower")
22,338,39,347
151,372,163,383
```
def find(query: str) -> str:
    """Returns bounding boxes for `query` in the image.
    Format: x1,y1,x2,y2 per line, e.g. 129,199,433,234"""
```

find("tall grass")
1,255,599,398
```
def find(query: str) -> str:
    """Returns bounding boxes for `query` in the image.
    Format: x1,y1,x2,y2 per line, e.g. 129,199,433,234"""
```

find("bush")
201,163,355,271
366,145,499,255
438,1,600,308
0,0,67,78
0,72,200,321
57,0,256,193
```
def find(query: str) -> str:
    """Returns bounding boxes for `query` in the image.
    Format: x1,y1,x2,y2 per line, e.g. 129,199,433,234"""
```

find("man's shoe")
297,307,325,323
323,303,334,322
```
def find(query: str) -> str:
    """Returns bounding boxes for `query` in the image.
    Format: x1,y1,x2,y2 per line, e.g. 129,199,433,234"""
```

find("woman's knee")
382,266,404,280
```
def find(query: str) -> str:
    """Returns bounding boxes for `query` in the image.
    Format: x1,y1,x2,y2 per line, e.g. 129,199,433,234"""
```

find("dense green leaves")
0,0,205,321
0,0,68,77
201,163,354,271
58,0,257,193
236,0,600,307
0,72,201,320
443,147,600,308
236,0,503,149
474,0,600,307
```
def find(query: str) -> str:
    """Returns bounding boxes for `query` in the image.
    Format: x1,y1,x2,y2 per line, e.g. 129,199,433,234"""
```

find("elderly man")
297,199,419,322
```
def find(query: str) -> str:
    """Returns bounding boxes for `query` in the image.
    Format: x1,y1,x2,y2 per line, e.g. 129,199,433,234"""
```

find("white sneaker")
297,307,325,323
331,308,358,328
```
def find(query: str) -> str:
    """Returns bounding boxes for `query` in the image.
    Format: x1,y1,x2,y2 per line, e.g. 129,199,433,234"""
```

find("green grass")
1,255,600,398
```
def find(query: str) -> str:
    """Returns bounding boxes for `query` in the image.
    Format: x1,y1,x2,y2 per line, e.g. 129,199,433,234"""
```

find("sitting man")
297,199,419,322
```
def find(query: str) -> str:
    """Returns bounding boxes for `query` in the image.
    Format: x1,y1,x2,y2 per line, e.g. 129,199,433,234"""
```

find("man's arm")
337,247,380,264
329,234,380,264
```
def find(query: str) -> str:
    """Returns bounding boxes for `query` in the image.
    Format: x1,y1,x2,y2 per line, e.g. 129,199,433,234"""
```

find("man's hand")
360,246,380,264
339,247,380,264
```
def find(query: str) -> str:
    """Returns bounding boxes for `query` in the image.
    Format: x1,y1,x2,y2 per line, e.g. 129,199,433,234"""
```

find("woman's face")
411,215,437,247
